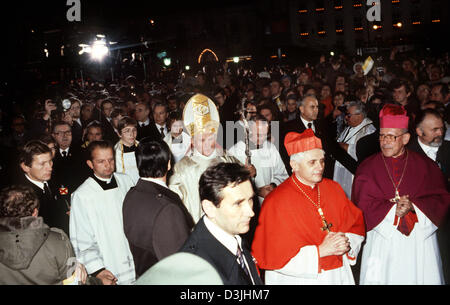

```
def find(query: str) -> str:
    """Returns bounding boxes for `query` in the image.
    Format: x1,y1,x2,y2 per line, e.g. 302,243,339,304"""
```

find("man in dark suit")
123,140,194,278
179,162,263,285
135,102,160,141
99,99,119,144
69,98,83,146
51,122,85,198
408,109,450,190
281,94,357,178
15,140,70,236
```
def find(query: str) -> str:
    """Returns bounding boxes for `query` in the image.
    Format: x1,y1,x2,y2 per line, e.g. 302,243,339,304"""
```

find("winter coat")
0,216,74,285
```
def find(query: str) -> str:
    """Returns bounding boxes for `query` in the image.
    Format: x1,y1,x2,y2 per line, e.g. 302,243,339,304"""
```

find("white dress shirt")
203,216,255,284
418,138,439,162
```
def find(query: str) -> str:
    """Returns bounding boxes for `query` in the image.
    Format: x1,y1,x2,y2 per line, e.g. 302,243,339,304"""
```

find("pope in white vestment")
70,172,136,285
169,148,239,223
168,93,240,223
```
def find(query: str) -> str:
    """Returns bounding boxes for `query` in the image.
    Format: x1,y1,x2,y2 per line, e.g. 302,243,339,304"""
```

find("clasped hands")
319,232,350,258
395,195,415,218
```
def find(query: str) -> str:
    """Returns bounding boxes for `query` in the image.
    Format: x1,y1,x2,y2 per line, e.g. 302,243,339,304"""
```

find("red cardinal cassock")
251,129,365,284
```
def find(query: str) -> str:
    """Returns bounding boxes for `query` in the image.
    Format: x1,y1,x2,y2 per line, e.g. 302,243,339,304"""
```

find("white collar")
418,137,439,158
193,148,217,159
140,177,167,189
155,123,167,130
300,116,314,130
25,174,45,191
203,216,242,256
59,147,69,155
139,118,150,126
94,173,113,184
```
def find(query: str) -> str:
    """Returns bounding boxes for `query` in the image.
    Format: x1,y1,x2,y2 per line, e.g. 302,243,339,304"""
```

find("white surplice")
168,149,240,223
360,204,445,285
163,132,191,163
70,173,136,285
265,233,364,285
227,140,288,205
114,141,139,185
333,117,376,198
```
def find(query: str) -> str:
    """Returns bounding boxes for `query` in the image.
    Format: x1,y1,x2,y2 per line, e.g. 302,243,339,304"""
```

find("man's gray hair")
290,148,325,163
347,101,366,117
299,94,318,107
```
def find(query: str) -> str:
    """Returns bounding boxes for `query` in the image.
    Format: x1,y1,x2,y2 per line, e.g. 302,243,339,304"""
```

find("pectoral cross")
318,208,332,232
321,219,333,232
389,189,401,203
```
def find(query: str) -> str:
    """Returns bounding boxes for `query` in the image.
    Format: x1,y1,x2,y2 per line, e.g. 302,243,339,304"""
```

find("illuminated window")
353,0,363,8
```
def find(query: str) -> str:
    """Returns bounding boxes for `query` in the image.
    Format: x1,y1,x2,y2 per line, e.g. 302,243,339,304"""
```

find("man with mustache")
252,129,365,284
352,104,450,284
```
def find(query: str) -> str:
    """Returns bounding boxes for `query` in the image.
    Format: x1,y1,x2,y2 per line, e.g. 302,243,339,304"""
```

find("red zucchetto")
284,129,322,156
379,104,409,129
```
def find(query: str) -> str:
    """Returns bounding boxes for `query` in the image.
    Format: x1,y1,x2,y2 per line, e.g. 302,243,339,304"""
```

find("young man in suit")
16,140,70,235
179,162,263,285
123,139,194,277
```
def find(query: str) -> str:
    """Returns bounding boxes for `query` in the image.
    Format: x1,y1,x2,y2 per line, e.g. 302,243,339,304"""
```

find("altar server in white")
70,140,136,285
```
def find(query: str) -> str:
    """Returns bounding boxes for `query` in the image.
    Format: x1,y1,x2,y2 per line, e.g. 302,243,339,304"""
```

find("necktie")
43,182,52,199
62,151,67,158
236,241,250,278
307,122,312,129
160,127,165,137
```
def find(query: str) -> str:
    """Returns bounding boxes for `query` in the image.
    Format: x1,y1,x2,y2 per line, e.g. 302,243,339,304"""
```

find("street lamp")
233,57,240,63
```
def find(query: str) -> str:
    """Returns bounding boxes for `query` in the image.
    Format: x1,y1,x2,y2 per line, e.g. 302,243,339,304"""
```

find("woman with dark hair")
114,117,139,184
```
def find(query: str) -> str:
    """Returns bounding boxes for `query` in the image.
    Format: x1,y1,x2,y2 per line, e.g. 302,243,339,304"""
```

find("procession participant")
352,104,450,285
333,101,376,198
123,140,194,277
179,162,263,285
228,115,288,205
16,140,69,236
163,111,191,164
114,117,139,184
70,140,136,285
168,94,241,223
252,129,365,284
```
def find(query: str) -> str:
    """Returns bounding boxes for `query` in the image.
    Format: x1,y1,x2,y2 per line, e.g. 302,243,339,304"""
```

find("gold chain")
291,176,332,232
381,149,408,197
291,175,321,210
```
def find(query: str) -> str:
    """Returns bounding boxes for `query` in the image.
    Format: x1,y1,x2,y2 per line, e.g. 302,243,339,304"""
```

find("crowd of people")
0,47,449,285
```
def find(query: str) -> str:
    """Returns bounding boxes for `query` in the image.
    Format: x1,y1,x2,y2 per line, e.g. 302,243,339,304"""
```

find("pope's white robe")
70,173,136,285
227,140,288,205
163,132,191,164
114,142,139,185
333,117,376,198
360,204,444,285
265,233,364,285
168,149,240,223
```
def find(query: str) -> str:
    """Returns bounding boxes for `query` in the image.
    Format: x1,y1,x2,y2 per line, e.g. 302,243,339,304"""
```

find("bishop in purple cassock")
352,104,450,285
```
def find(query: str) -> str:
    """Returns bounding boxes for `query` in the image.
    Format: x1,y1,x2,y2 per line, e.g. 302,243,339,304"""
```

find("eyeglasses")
345,112,360,117
53,131,72,136
379,133,405,142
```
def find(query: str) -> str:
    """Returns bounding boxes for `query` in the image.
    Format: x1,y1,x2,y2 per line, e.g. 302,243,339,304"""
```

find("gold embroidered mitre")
183,94,220,136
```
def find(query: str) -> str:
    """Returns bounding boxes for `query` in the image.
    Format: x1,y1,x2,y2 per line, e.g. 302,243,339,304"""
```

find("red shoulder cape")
251,175,365,271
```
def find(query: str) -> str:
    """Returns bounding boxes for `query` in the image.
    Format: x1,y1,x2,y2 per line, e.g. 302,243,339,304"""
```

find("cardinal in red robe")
252,129,365,284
